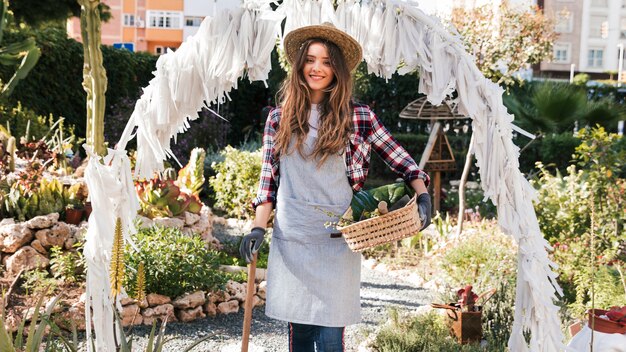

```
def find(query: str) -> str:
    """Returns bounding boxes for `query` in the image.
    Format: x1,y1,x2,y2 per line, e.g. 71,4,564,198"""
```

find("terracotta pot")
65,208,84,225
588,309,626,334
84,201,92,220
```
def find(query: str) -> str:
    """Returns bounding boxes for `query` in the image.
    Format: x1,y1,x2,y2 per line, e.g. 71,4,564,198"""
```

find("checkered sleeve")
367,109,430,186
252,109,280,209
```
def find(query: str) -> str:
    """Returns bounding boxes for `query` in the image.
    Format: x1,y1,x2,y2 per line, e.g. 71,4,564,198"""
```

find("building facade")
540,0,626,78
67,0,237,54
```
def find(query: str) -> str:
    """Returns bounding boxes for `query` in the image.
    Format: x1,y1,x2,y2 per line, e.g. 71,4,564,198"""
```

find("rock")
208,290,230,304
204,302,217,317
122,304,142,327
184,212,201,226
64,237,76,250
120,297,136,306
243,295,263,310
0,218,15,226
56,302,86,331
0,223,34,253
35,223,71,248
136,215,154,229
152,217,184,229
226,280,246,302
30,240,47,255
256,281,267,300
196,206,214,241
177,306,205,322
26,213,60,230
217,300,239,315
6,246,49,274
172,291,206,309
212,216,227,226
146,293,171,307
4,313,21,332
142,303,176,325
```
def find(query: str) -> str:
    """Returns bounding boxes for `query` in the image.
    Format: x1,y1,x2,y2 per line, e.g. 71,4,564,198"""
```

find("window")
592,0,607,7
555,10,573,33
185,16,203,27
588,48,604,68
155,46,177,55
123,14,135,27
553,43,571,63
589,16,608,38
147,11,183,29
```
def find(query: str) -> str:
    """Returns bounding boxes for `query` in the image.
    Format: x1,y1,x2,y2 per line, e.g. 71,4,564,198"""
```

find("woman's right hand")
239,227,266,263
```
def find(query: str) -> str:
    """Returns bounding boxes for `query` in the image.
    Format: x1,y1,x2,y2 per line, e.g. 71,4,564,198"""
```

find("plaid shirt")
252,103,430,208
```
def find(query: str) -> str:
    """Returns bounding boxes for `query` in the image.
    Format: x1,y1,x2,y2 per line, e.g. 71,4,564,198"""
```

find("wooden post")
241,253,257,352
433,171,441,213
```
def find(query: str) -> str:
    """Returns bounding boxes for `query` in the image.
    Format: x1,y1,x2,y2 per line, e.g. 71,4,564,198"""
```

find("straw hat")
283,23,363,72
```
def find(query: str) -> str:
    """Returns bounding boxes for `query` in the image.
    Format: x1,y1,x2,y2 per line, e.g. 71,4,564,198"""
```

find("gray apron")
265,134,361,327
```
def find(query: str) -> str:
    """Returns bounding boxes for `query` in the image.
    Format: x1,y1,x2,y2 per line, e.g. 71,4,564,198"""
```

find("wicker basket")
337,195,421,252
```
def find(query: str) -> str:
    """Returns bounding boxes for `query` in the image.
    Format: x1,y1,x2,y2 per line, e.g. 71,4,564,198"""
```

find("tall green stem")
78,0,107,156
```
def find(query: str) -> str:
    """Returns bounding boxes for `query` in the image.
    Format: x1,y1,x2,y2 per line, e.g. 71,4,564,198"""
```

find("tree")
451,3,556,234
8,0,110,27
451,2,557,87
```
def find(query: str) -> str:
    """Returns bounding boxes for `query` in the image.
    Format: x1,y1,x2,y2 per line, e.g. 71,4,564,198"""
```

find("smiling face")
302,42,335,103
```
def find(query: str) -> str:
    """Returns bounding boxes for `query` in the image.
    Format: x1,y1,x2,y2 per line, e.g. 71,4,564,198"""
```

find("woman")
240,23,431,351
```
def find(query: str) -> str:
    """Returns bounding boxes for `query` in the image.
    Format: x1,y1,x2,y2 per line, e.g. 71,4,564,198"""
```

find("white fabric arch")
82,1,565,351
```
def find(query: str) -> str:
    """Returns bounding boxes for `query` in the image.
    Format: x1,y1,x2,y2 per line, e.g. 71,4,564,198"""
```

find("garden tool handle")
477,288,497,305
241,252,257,352
431,303,459,310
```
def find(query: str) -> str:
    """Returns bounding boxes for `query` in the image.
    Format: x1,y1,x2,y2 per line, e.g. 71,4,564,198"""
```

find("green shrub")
124,226,228,298
532,164,590,244
21,269,58,296
0,101,53,141
533,127,626,315
373,310,493,351
49,244,85,284
437,224,517,294
208,145,262,219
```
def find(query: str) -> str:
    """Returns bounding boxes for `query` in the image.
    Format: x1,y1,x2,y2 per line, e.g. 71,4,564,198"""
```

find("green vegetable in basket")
350,190,378,221
367,182,415,205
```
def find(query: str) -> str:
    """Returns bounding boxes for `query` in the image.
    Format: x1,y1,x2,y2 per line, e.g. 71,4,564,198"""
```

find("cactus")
78,0,107,156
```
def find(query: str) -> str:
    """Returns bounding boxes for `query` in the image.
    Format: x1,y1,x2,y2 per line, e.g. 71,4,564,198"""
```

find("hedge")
0,27,157,139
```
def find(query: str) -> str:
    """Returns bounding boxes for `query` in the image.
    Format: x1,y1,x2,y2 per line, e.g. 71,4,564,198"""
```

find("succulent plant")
135,177,203,219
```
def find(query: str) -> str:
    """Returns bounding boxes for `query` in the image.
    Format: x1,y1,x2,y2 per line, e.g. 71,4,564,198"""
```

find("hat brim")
284,25,363,72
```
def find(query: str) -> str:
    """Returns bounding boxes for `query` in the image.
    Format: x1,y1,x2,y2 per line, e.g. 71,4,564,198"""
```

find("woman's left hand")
417,193,432,230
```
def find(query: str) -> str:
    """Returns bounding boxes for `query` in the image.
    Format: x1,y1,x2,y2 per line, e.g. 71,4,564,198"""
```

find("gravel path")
128,264,434,352
127,221,435,351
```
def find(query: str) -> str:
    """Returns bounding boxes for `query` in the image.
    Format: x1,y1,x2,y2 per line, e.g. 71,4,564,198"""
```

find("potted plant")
64,202,84,225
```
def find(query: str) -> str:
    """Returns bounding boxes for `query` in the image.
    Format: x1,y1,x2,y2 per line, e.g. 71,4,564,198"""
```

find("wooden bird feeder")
399,97,469,212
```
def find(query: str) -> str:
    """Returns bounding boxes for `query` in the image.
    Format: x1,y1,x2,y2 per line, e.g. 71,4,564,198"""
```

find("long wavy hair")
274,39,353,166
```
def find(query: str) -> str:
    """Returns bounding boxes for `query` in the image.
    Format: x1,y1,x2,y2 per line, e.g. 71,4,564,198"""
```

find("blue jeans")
288,322,345,352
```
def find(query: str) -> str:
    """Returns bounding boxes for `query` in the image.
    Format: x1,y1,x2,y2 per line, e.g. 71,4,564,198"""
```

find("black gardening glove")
417,193,432,231
239,227,266,263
